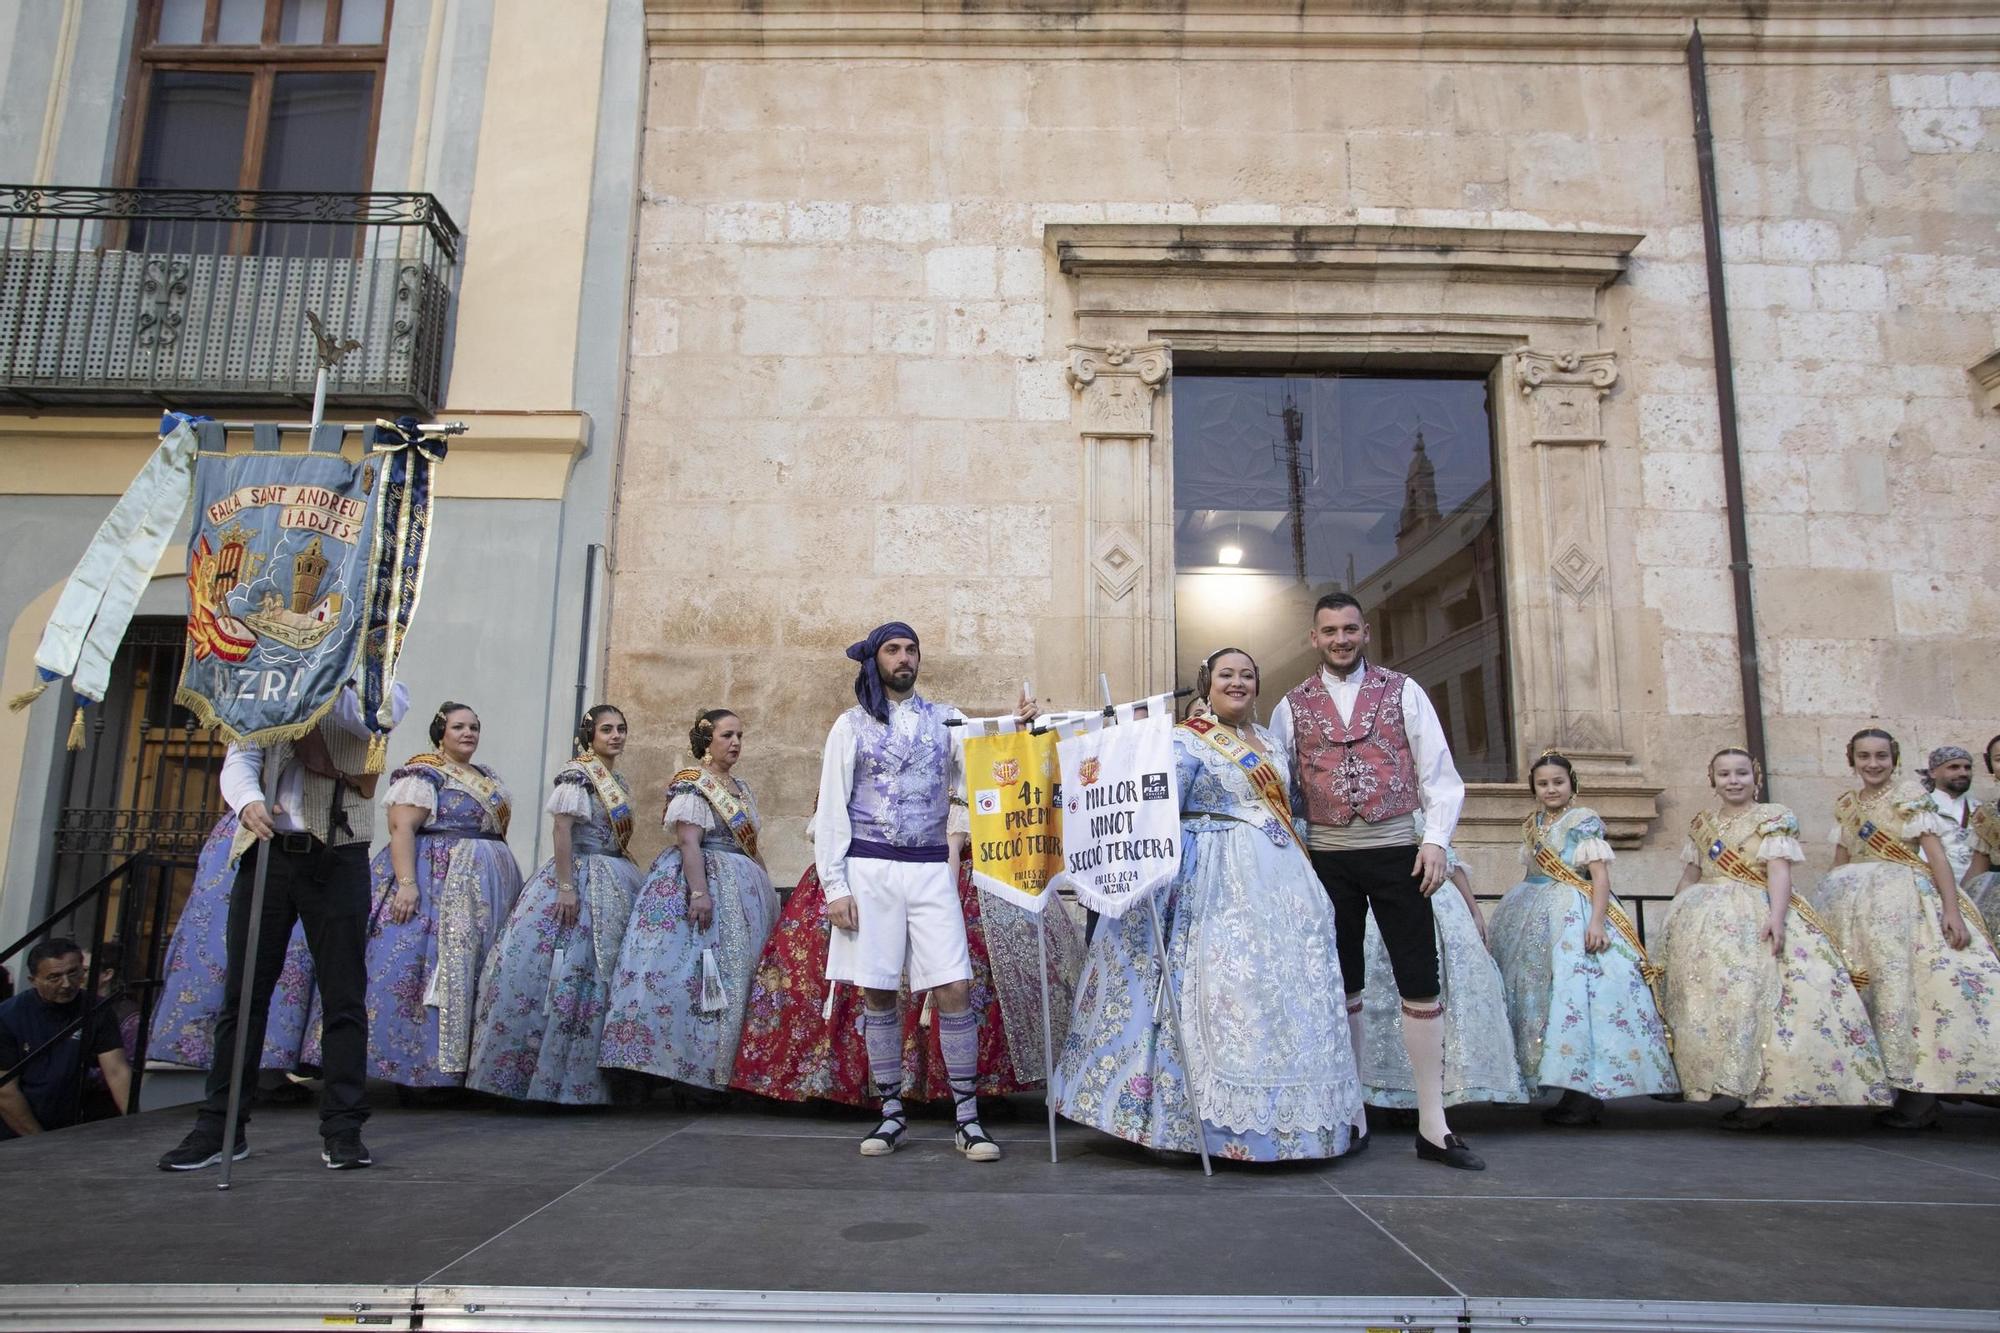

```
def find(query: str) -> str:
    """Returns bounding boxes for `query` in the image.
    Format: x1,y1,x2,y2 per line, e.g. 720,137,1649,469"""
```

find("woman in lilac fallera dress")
148,811,319,1071
601,710,780,1091
361,702,524,1088
467,705,642,1105
1054,649,1363,1162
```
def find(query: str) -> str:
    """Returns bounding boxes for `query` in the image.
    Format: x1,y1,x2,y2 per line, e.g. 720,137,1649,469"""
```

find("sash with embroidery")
400,752,511,837
669,766,760,861
1178,717,1309,863
569,754,633,854
1522,815,1665,1003
1837,795,1929,871
1692,810,1869,987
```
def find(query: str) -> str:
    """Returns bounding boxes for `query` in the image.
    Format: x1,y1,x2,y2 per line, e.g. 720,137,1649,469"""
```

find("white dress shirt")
1267,661,1465,848
218,682,410,829
1924,788,1978,881
813,697,965,904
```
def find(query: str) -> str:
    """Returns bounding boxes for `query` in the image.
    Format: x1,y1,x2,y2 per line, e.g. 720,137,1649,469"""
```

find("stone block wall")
616,21,2000,885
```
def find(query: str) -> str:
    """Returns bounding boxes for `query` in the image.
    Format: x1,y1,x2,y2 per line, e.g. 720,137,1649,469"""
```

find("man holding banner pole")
816,622,1035,1163
1271,591,1483,1171
157,680,407,1173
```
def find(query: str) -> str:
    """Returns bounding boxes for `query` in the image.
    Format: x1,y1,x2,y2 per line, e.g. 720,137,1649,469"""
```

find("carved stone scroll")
1516,348,1626,759
1069,340,1172,695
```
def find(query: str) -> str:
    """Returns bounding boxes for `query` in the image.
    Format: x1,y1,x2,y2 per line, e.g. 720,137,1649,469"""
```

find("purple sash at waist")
847,838,948,863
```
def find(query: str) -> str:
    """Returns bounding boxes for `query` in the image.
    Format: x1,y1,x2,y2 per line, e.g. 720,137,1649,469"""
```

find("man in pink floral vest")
1270,592,1481,1171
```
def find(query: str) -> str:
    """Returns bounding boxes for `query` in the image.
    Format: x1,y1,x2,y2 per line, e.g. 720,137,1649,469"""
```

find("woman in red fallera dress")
731,855,1083,1106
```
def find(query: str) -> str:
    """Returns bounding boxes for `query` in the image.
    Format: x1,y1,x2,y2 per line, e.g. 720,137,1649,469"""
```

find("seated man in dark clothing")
0,938,132,1139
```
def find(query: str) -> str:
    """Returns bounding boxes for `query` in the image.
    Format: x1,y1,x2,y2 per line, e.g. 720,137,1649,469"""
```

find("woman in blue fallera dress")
601,709,780,1090
148,811,318,1071
1053,649,1363,1162
467,705,642,1105
1487,753,1679,1125
362,702,524,1088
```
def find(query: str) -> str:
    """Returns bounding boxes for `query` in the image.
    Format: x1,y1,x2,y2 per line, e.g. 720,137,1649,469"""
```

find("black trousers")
199,838,370,1138
1310,844,1441,1000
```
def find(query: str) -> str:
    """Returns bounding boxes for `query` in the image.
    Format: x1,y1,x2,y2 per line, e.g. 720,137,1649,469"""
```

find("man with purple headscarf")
1920,744,1981,885
814,621,1033,1162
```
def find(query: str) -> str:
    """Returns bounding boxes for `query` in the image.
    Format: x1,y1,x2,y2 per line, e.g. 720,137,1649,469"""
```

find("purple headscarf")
847,621,919,724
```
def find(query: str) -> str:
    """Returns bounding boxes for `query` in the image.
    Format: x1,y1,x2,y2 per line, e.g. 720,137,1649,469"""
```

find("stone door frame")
1052,223,1662,842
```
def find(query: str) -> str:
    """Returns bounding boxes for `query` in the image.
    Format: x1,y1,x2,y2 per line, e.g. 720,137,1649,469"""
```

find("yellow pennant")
963,724,1064,913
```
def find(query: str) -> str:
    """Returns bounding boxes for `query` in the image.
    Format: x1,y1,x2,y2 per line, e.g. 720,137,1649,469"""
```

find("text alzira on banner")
963,722,1063,913
178,445,379,748
1049,711,1181,920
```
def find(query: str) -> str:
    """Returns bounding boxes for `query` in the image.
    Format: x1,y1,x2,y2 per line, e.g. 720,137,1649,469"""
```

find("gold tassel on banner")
66,706,86,751
365,733,388,775
8,679,52,712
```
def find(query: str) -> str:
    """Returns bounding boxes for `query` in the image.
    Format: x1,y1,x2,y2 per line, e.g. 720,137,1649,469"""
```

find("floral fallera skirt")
1812,864,2000,1094
1965,872,2000,924
362,834,524,1086
599,843,780,1089
1052,821,1361,1162
730,864,1078,1104
1357,889,1527,1108
148,815,320,1071
1656,882,1888,1107
1487,881,1679,1100
466,852,641,1104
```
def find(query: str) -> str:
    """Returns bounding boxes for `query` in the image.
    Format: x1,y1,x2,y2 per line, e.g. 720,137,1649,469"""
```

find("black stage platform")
3,1094,1999,1331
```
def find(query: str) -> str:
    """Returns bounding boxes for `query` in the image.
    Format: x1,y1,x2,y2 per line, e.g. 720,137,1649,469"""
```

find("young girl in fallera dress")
467,706,644,1106
1655,748,1888,1129
1486,753,1678,1126
1811,729,2000,1130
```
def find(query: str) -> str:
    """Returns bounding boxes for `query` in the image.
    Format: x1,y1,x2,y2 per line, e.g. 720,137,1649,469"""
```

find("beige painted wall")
616,8,2000,889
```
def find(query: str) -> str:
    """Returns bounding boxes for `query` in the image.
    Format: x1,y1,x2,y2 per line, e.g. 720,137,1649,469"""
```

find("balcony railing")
0,187,458,412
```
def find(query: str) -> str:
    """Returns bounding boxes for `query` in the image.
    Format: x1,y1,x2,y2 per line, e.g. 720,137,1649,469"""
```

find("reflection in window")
1172,373,1513,781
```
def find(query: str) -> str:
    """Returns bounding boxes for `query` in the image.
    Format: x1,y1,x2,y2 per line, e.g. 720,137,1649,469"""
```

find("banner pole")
216,845,272,1191
1035,911,1059,1164
1145,895,1212,1177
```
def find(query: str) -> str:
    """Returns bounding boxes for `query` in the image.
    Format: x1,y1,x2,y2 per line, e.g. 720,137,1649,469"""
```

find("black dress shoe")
1344,1127,1370,1157
1415,1131,1485,1171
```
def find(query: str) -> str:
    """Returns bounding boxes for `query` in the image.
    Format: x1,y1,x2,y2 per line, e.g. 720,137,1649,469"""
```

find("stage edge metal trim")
3,1286,1998,1332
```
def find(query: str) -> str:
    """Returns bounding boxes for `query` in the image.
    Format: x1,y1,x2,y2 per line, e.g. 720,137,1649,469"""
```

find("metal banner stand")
1034,912,1059,1164
1144,892,1212,1178
1094,681,1213,1178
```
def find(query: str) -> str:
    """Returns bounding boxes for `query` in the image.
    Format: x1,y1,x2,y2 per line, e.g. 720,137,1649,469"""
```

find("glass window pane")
131,70,253,250
336,0,387,44
1172,373,1513,780
155,0,206,44
216,0,265,43
255,71,375,256
278,0,328,43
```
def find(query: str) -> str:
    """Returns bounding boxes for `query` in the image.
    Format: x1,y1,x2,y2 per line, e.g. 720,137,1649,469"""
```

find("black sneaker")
322,1130,373,1170
157,1126,248,1171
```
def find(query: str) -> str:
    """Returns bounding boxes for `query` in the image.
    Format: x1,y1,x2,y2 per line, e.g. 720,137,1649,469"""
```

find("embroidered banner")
963,721,1064,913
176,431,381,749
1049,711,1180,920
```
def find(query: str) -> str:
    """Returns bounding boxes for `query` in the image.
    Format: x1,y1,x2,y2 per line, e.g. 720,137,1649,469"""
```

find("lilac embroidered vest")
1285,667,1422,827
845,699,950,848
